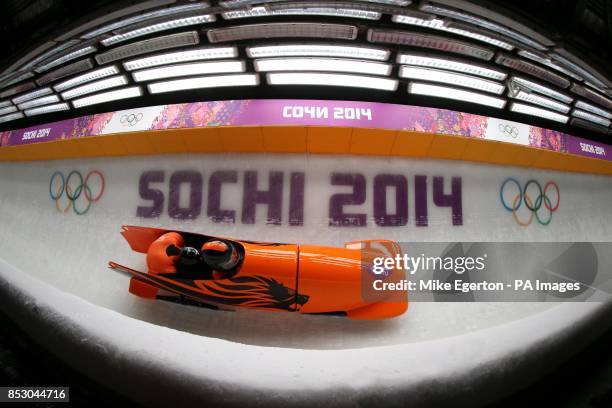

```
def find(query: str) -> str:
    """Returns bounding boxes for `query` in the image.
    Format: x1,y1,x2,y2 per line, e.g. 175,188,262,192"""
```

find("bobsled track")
0,152,612,407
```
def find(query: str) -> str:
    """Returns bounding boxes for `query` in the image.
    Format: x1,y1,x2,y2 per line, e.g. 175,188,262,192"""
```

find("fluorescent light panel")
95,31,200,65
570,118,609,133
255,58,391,76
207,23,358,43
277,0,410,5
517,50,582,80
24,103,69,116
17,94,60,110
82,3,210,39
12,87,52,104
148,74,259,93
509,76,573,104
368,29,494,61
400,66,503,94
574,100,612,119
36,58,94,86
397,53,506,80
72,86,142,108
0,72,12,84
0,82,35,99
584,82,609,96
495,54,570,89
510,102,568,123
220,0,283,6
61,75,128,99
20,39,81,71
247,44,389,60
570,84,612,110
0,105,17,116
571,109,611,127
392,15,513,50
219,0,410,6
133,61,245,82
419,3,547,50
267,72,398,91
550,52,607,90
34,46,97,73
365,0,410,4
223,6,381,20
54,66,120,91
0,100,12,108
0,72,11,83
123,47,237,70
0,112,23,123
102,15,215,46
510,90,570,113
408,82,505,108
0,71,35,89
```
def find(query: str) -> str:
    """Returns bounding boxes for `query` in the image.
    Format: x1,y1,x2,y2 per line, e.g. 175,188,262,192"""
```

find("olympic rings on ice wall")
500,178,560,226
49,170,105,215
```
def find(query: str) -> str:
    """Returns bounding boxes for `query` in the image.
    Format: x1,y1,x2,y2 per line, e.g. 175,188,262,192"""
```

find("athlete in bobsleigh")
110,226,408,319
147,232,242,279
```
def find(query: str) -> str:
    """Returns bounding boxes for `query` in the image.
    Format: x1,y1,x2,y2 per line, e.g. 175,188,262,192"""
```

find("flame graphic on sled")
109,262,308,311
195,276,309,310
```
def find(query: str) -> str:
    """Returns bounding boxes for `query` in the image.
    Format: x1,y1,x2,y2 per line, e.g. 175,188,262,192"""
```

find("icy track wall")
0,153,612,406
0,153,610,345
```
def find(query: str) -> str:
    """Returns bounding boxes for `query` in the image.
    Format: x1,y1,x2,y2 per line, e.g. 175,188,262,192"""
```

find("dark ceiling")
1,0,611,75
0,0,611,143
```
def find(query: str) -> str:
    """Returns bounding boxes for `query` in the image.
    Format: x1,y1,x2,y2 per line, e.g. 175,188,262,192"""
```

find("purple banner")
0,99,609,162
566,136,609,161
233,100,410,129
8,122,73,146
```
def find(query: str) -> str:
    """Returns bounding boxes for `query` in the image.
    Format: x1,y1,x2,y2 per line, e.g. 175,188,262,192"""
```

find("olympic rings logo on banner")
49,170,105,215
499,178,560,226
120,112,143,126
498,123,519,139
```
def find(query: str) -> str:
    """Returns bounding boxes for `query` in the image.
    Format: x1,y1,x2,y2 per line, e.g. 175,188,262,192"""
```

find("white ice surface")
2,257,611,407
0,153,611,406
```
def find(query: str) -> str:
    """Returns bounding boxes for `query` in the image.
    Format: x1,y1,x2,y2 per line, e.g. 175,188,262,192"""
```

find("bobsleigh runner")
109,226,408,320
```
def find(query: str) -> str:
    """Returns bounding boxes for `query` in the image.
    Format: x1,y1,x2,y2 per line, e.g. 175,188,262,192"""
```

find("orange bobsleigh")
109,225,408,320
